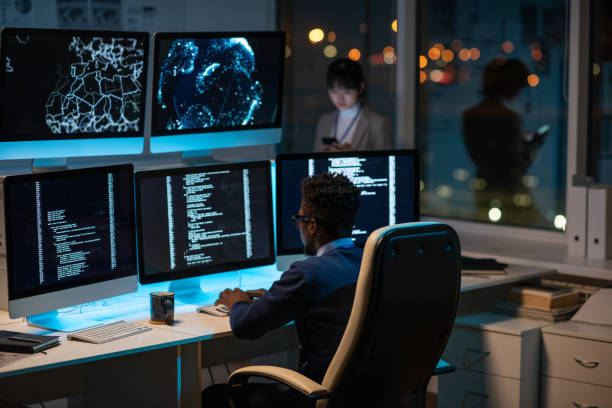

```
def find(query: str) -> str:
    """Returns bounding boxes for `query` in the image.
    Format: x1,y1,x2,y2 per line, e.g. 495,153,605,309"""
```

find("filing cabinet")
541,321,612,407
438,312,550,408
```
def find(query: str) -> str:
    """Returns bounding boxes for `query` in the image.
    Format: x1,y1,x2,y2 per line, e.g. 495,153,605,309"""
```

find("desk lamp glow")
1,165,138,332
0,28,149,161
149,31,285,154
135,161,275,304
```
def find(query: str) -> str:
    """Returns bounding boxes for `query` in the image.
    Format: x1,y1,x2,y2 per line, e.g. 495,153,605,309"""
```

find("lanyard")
333,105,362,143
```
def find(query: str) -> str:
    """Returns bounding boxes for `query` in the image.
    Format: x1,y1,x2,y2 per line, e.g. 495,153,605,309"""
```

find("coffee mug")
149,291,174,325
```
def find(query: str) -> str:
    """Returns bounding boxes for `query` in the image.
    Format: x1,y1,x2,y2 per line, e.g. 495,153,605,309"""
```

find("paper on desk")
571,288,612,326
0,352,31,368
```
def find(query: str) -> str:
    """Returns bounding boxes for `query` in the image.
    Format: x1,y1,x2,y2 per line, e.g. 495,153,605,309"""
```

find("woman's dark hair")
326,58,366,95
482,58,529,99
301,172,362,239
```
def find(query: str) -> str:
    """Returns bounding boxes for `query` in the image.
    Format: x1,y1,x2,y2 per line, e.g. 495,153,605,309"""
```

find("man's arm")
229,266,310,340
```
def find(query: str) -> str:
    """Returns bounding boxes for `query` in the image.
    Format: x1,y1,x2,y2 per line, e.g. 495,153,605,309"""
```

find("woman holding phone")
314,58,393,152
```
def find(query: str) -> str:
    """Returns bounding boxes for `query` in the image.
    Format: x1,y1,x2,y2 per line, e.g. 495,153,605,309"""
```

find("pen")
8,336,43,344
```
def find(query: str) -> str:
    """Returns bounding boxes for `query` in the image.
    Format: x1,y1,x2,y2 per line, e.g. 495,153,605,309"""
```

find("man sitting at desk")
203,172,363,406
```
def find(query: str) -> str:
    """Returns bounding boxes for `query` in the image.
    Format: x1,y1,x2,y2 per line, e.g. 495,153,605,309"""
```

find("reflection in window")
418,0,568,230
590,0,612,185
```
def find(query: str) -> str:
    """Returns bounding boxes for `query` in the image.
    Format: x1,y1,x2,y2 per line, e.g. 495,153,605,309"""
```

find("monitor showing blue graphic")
150,31,285,153
135,161,275,284
276,150,420,255
0,28,148,159
3,165,137,324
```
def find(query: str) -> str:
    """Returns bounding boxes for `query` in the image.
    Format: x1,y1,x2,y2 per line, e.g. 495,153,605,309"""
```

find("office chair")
227,222,461,408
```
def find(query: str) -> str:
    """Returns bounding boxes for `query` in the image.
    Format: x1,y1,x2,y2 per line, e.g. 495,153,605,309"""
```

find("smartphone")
536,124,551,137
321,137,338,145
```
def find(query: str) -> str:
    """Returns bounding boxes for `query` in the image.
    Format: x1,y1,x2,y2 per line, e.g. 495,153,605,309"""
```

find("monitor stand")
26,310,103,333
31,158,68,173
167,273,242,306
168,276,212,306
181,149,218,167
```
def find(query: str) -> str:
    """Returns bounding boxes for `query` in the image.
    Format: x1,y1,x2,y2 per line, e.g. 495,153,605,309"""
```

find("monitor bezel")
0,27,150,143
135,160,276,284
150,31,285,138
4,164,137,301
275,149,421,255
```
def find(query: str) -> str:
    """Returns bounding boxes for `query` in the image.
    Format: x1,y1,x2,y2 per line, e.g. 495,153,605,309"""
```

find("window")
589,0,612,185
279,0,398,153
417,0,568,231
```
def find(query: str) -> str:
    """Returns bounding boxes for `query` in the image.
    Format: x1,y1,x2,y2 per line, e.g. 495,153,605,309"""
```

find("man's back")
229,244,363,383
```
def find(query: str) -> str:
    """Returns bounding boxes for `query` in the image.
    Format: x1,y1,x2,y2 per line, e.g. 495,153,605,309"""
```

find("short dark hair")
326,58,366,94
482,58,528,99
301,173,362,238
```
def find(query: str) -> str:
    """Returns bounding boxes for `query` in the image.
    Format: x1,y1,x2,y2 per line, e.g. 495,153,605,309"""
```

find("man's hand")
245,289,266,300
215,288,250,310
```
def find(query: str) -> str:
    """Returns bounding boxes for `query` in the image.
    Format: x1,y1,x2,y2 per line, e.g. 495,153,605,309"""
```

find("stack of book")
494,284,582,322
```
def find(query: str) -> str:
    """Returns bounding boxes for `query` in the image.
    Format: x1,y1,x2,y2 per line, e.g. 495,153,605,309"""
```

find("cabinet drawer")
542,333,612,387
438,368,527,408
443,326,522,378
541,375,612,408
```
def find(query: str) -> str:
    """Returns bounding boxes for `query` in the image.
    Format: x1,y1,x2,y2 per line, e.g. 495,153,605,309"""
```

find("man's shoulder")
291,246,363,272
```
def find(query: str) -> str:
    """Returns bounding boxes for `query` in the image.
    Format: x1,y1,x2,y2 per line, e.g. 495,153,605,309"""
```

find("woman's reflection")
463,58,548,222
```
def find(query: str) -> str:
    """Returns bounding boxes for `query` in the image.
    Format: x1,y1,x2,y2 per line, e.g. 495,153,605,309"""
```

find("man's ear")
308,219,318,235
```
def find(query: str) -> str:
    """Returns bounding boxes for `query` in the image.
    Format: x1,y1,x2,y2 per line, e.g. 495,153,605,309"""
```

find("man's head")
296,173,362,255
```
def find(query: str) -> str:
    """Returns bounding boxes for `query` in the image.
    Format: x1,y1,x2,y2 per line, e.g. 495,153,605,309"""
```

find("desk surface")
0,318,194,378
0,263,555,379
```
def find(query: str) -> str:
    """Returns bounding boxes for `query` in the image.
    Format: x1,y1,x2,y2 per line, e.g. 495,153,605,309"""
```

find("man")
203,172,363,407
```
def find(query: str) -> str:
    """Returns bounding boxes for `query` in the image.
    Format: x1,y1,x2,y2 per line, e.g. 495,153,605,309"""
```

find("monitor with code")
276,150,420,255
135,161,275,284
3,164,137,319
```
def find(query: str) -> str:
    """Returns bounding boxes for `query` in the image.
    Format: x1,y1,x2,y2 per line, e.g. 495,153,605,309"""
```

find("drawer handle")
574,358,599,369
572,402,598,408
462,390,488,408
463,347,491,369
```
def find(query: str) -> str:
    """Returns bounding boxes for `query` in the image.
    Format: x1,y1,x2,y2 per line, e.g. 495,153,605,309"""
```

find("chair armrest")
228,365,332,399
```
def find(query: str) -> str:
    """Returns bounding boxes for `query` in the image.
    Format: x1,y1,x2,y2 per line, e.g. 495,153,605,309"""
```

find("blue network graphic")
45,37,144,134
157,37,263,130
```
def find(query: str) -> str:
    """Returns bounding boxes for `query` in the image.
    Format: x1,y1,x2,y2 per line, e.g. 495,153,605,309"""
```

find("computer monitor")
150,31,285,153
135,161,275,286
276,150,420,255
0,28,149,159
1,164,137,331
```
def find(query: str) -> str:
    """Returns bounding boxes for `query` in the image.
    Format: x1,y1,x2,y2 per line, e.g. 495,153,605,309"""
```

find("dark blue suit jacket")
230,245,363,383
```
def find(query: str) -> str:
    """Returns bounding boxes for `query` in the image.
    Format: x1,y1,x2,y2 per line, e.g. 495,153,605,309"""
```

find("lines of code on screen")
7,170,135,298
138,165,272,279
279,154,418,252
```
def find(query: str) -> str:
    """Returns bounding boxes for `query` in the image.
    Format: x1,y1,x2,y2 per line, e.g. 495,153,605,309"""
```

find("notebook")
0,330,60,353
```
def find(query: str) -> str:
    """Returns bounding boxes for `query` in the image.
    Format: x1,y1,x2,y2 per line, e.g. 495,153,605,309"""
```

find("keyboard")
197,304,229,317
67,321,152,344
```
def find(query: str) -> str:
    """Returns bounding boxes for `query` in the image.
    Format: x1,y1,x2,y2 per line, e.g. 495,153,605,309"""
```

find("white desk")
0,264,554,408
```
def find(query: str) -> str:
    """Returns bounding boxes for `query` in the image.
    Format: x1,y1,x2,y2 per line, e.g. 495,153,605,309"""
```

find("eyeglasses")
292,213,315,227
